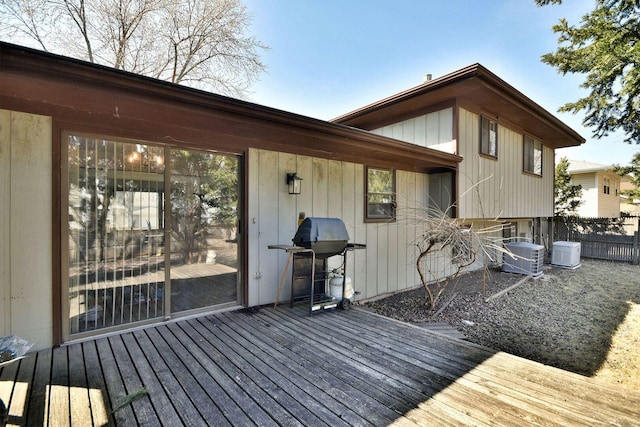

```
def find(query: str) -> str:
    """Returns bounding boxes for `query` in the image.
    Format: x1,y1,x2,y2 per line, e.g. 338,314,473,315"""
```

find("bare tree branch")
0,0,267,97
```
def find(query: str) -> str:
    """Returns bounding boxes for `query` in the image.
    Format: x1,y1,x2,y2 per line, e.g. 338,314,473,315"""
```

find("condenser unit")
551,241,581,268
502,242,545,276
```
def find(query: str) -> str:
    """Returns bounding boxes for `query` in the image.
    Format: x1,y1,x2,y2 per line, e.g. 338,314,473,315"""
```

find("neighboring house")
620,175,640,216
566,160,621,218
0,43,583,349
333,64,584,248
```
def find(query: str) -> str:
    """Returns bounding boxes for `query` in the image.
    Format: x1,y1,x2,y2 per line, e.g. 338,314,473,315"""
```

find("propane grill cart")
269,217,365,315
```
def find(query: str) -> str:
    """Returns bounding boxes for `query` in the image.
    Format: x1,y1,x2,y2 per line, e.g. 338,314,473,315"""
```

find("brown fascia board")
332,63,585,149
0,42,461,171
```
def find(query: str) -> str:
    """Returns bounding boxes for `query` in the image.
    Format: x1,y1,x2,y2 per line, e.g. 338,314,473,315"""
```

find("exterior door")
169,149,240,314
64,134,241,339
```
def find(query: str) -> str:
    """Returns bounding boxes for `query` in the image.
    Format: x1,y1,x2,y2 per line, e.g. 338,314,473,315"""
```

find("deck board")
1,305,639,426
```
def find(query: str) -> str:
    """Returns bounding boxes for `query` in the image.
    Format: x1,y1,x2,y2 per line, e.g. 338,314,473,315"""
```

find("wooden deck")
1,305,639,426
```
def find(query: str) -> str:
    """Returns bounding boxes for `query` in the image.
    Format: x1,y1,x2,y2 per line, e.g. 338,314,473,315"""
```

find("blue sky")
244,0,638,167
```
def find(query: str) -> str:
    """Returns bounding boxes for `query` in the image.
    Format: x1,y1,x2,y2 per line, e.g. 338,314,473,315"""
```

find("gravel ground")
363,259,640,390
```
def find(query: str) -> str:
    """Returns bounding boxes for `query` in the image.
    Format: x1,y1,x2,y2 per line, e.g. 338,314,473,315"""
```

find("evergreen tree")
537,0,640,144
612,152,640,200
555,157,583,216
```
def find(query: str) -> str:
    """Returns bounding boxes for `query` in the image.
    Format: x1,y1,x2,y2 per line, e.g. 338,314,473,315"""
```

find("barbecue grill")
292,217,350,258
280,217,365,314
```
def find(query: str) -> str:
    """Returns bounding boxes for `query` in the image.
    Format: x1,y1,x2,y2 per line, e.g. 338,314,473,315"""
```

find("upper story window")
480,116,498,158
603,177,611,194
523,135,542,176
366,166,395,221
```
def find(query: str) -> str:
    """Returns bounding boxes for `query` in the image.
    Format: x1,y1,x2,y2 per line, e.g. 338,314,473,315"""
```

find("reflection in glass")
169,150,239,313
67,137,240,336
67,136,165,334
367,167,395,219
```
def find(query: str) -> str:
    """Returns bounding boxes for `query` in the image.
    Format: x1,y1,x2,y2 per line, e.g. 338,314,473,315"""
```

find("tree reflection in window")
366,167,395,221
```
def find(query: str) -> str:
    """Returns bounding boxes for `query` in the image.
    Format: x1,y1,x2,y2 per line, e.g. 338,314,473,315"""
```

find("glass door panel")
169,150,239,313
67,136,166,334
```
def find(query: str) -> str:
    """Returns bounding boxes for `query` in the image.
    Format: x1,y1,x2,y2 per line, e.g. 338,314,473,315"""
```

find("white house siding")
598,171,622,217
457,108,554,220
0,110,53,350
570,171,620,218
572,173,598,217
372,108,456,154
247,148,454,305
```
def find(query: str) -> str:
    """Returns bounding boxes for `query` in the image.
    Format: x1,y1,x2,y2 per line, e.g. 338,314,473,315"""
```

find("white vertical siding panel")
414,173,428,287
274,152,297,304
365,223,378,300
312,158,328,217
395,171,408,292
377,223,389,297
391,123,403,140
256,149,280,306
341,162,357,286
426,112,439,147
0,110,10,336
372,108,453,151
414,115,426,148
326,160,343,274
387,224,398,294
296,156,314,217
9,111,53,349
402,118,416,144
353,164,367,300
247,148,260,306
327,160,343,217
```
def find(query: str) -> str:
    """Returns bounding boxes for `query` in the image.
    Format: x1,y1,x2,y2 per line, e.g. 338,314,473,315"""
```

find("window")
480,116,498,158
523,135,542,175
366,167,395,221
603,177,610,194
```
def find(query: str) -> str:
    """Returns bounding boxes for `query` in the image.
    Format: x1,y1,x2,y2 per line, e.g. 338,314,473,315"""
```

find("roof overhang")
0,42,461,172
332,64,585,150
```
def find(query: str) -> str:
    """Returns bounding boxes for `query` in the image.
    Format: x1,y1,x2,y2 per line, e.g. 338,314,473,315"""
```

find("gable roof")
566,160,613,174
332,63,585,150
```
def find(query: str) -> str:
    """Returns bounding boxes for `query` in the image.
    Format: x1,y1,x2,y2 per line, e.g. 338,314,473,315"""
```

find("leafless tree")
0,0,267,97
400,193,514,311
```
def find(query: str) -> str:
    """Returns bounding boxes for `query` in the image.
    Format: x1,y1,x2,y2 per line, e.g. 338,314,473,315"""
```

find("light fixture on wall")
286,173,302,195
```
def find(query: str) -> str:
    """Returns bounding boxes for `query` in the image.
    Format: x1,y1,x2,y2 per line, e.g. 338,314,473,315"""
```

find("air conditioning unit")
551,241,581,268
502,242,545,276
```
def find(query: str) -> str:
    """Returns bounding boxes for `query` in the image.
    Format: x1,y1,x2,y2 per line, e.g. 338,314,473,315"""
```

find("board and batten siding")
457,108,554,220
371,107,455,154
0,110,53,350
247,148,454,305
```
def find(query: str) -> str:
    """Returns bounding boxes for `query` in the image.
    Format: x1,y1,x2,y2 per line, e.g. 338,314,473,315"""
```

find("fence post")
634,230,640,265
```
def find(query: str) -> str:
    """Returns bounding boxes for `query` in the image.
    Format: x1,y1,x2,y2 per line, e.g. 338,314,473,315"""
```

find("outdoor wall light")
286,173,302,195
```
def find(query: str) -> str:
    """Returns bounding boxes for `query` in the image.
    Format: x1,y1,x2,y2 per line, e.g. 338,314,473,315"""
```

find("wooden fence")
553,217,640,264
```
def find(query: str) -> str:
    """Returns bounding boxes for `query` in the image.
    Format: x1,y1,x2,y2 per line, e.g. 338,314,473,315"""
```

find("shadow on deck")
1,305,639,426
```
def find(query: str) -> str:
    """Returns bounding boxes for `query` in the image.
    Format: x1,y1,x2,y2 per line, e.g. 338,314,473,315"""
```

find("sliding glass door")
169,150,239,313
65,134,240,338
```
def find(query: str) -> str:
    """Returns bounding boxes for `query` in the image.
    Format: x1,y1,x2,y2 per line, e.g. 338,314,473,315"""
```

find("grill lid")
293,217,349,244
